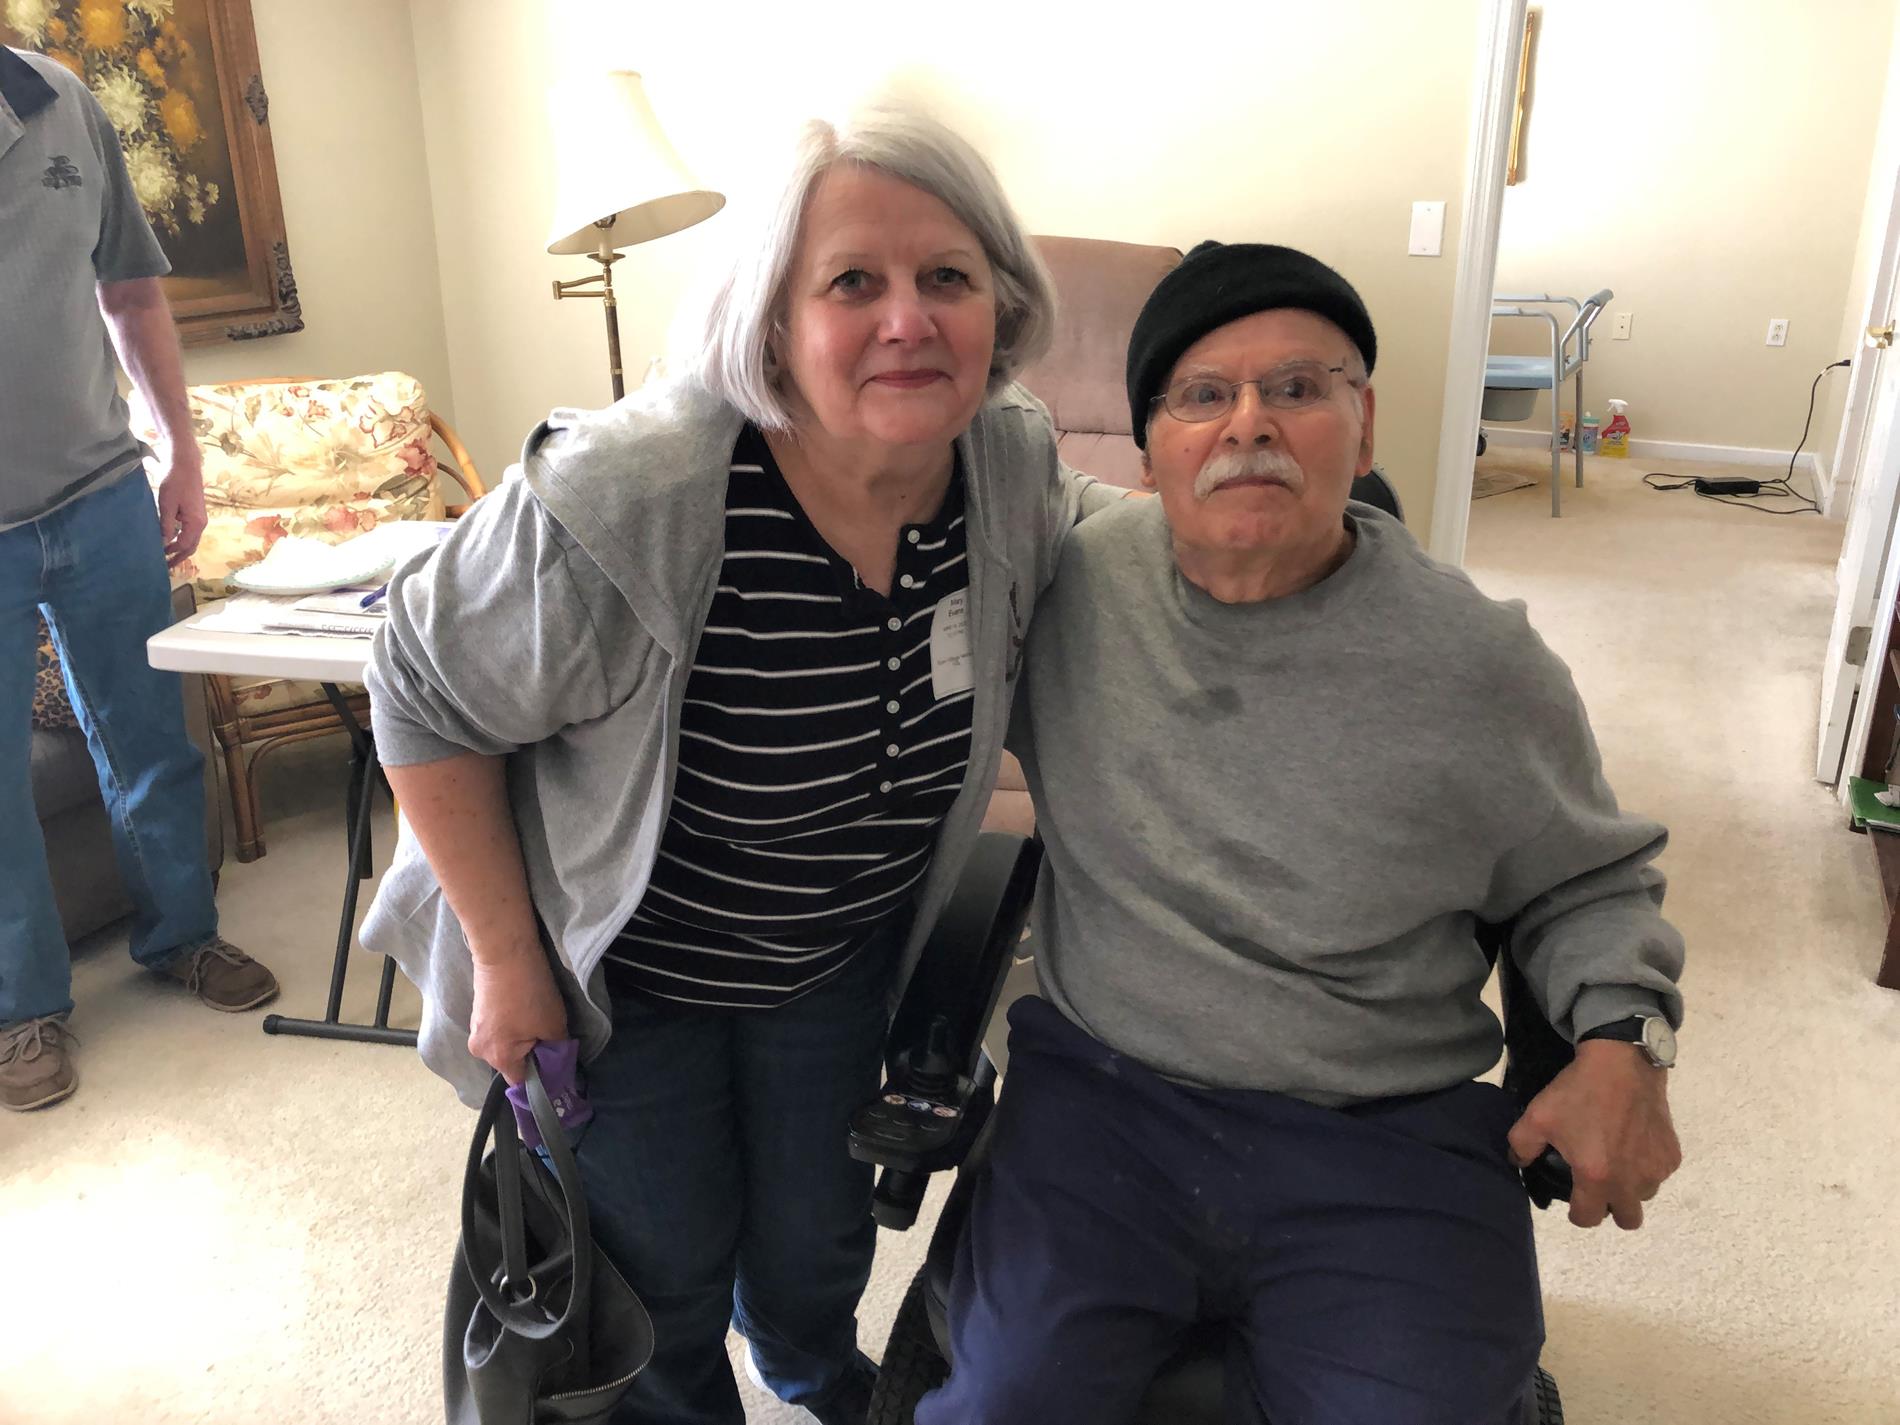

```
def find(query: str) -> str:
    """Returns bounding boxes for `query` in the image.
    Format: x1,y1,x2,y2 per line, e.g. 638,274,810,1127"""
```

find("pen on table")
358,583,389,609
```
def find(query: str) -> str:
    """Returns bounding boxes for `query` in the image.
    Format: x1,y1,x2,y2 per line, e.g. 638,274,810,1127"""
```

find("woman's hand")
468,945,570,1084
382,753,565,1084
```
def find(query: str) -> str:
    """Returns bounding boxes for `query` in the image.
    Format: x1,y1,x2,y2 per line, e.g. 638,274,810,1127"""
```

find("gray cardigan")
361,378,1115,1105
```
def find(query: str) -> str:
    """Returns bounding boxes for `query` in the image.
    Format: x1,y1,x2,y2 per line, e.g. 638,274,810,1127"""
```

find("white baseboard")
1813,449,1840,515
1480,427,1823,481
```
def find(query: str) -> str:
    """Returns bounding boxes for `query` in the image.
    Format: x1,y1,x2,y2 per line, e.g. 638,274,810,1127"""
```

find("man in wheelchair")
911,242,1686,1424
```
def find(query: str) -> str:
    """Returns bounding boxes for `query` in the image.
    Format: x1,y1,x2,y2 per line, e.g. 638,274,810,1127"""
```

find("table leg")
262,682,417,1047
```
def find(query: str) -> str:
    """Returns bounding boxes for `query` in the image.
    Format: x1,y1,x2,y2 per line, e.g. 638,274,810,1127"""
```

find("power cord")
1643,358,1853,516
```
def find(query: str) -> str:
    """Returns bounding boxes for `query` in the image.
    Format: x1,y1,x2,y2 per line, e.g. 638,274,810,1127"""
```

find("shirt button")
886,616,902,631
899,574,916,589
886,743,901,757
907,530,921,544
879,780,894,794
886,657,901,671
886,700,900,714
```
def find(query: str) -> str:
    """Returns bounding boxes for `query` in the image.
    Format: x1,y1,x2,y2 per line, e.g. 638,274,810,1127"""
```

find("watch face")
1641,1017,1678,1067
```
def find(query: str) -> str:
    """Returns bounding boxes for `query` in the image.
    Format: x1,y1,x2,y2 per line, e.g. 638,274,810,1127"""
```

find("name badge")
930,589,975,700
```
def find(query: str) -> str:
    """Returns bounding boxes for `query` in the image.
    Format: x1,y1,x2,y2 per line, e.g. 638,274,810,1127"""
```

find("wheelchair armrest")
886,832,1043,1079
1485,922,1578,1207
1349,469,1403,522
853,832,1043,1228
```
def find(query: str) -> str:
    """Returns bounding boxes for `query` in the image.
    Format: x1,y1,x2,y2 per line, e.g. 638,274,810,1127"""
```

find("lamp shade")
546,71,724,255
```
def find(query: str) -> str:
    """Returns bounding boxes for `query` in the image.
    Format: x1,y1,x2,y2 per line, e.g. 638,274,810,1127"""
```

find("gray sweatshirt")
362,378,1116,1106
1015,497,1685,1106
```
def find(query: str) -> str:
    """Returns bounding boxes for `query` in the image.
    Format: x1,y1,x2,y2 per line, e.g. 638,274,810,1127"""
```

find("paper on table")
294,588,389,617
197,594,301,633
197,594,378,639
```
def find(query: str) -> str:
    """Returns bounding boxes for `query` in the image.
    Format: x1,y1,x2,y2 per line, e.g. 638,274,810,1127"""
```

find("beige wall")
1491,0,1893,467
406,0,1483,533
177,1,455,435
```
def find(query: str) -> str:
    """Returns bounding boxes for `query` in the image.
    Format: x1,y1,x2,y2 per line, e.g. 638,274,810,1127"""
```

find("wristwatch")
1578,1015,1677,1069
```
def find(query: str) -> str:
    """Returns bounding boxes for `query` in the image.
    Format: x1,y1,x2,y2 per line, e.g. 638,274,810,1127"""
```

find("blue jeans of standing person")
918,995,1546,1425
1,470,218,1028
570,917,902,1425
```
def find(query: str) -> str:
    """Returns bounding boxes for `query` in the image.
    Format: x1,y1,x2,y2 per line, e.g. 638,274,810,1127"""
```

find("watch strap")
1577,1016,1646,1045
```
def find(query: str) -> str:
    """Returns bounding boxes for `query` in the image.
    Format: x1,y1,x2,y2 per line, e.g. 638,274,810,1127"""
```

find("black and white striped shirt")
604,427,975,1010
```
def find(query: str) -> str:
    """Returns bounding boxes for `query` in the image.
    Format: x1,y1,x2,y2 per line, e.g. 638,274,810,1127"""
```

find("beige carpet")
4,451,1895,1423
1464,451,1897,1423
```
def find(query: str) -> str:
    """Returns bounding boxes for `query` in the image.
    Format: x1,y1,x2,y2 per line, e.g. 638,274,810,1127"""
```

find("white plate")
228,536,399,596
226,522,456,596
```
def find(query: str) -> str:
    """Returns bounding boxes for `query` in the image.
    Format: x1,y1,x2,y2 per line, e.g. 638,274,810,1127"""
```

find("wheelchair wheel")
868,1276,949,1424
1533,1364,1564,1424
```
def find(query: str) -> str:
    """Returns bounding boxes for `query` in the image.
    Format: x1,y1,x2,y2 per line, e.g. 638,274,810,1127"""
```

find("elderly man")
917,242,1686,1424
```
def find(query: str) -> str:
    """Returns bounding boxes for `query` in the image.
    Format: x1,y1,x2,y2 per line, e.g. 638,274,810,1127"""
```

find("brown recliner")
1019,235,1186,489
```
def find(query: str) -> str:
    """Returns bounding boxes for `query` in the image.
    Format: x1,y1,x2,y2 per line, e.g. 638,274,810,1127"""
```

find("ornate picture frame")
1506,7,1538,187
2,0,302,343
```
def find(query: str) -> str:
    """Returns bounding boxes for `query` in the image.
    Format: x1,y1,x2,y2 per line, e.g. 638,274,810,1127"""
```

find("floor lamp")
547,72,724,401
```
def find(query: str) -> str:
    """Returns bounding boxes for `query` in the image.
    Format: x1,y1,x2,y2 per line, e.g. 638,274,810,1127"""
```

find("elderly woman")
362,107,1120,1425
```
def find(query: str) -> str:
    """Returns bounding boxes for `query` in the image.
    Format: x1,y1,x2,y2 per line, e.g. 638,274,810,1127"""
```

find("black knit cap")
1127,241,1377,448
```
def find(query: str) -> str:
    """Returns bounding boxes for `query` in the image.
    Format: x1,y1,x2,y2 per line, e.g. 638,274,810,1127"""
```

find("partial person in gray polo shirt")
1,46,278,1114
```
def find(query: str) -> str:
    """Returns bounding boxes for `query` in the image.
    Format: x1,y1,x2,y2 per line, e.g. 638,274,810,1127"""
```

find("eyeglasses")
1151,362,1360,423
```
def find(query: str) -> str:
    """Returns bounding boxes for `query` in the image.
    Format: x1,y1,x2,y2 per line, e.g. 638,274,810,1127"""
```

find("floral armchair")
131,372,485,861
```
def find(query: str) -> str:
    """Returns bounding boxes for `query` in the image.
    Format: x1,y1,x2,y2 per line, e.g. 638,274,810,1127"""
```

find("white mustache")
1193,448,1305,500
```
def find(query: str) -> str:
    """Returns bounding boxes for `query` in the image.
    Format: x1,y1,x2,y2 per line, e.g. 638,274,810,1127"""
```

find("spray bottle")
1600,399,1631,459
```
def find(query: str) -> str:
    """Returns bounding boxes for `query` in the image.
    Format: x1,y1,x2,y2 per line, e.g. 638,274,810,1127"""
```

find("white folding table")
147,610,412,1047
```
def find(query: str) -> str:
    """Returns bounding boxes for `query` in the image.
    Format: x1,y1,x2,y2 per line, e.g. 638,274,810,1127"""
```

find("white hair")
693,105,1056,431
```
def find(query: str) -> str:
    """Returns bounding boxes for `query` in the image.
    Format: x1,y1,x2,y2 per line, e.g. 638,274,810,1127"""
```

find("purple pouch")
504,1039,594,1152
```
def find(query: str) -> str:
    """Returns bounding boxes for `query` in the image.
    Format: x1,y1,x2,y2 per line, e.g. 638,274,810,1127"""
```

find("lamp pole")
551,219,627,401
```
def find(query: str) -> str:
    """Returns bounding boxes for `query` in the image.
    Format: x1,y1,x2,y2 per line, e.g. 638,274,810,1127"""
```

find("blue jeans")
571,920,901,1425
2,470,218,1027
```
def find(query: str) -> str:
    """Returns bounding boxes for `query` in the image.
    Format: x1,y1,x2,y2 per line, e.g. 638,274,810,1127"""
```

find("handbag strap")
524,1057,593,1383
491,1085,532,1293
461,1059,595,1357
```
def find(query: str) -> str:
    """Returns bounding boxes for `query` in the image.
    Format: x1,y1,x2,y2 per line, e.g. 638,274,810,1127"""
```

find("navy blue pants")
918,996,1544,1425
568,922,899,1425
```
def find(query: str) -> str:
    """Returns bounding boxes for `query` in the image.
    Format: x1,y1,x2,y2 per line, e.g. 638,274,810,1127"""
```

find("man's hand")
152,443,207,566
1506,1039,1681,1230
97,277,202,566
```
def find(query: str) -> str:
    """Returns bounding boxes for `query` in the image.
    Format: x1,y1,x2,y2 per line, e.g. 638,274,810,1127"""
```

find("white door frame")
1818,307,1900,787
1817,32,1900,786
1840,505,1900,793
1428,0,1526,566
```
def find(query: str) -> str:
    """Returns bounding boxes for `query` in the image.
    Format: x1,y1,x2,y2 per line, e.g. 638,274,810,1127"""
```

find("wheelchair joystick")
905,1017,958,1099
850,1013,981,1227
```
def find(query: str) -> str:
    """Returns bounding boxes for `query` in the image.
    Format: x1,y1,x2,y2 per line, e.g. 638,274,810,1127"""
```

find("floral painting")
1,0,302,343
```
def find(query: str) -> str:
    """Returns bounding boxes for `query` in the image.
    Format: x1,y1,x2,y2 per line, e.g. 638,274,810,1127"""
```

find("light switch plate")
1408,200,1446,257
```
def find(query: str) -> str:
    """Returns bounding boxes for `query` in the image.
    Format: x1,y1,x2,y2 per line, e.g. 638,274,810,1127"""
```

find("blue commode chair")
1484,290,1612,517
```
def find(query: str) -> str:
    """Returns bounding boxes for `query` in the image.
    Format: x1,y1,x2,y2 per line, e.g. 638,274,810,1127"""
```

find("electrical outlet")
1767,318,1789,347
1407,200,1445,257
1612,312,1632,340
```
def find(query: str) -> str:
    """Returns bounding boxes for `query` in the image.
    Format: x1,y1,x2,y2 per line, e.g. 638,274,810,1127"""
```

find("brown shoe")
162,937,280,1012
0,1017,78,1112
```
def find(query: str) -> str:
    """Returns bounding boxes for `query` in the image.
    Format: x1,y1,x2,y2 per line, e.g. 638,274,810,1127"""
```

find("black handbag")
444,1062,653,1424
